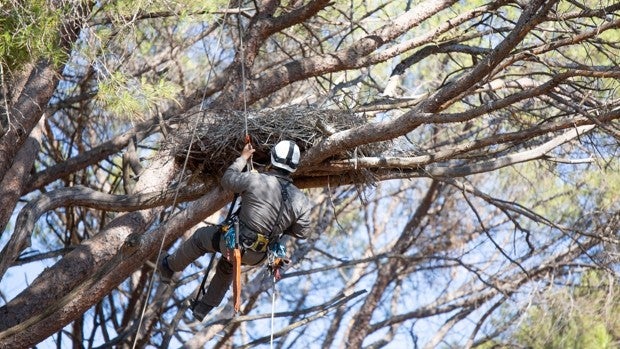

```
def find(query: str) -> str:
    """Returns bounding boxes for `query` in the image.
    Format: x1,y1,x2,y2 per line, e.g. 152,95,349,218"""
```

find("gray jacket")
221,156,312,241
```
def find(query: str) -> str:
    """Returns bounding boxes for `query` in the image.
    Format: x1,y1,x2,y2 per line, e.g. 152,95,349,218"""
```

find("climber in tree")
159,140,312,321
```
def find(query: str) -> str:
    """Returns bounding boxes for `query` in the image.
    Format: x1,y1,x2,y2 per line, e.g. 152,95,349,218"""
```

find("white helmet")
271,140,300,173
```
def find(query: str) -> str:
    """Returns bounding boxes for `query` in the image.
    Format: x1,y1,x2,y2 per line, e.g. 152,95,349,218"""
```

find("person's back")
222,156,311,242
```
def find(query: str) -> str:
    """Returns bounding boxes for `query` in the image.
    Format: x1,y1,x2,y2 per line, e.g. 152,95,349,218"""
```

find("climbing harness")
219,175,292,314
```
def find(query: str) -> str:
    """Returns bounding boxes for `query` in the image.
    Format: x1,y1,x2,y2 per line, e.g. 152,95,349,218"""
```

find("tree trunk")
0,153,213,348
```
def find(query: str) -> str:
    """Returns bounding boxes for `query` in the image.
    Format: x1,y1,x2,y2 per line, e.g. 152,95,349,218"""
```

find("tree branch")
0,183,209,282
236,290,367,349
26,117,163,193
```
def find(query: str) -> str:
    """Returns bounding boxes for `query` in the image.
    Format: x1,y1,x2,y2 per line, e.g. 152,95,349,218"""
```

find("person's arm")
221,144,255,192
286,196,311,240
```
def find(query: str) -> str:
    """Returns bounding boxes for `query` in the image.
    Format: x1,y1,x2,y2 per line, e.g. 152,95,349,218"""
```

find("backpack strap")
268,178,291,239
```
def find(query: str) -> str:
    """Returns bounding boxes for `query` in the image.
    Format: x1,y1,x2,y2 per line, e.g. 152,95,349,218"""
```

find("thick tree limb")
0,154,178,347
0,183,209,282
0,121,44,237
0,61,61,182
0,186,230,348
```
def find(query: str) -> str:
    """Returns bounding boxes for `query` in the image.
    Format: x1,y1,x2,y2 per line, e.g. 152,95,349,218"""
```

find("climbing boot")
190,300,214,322
158,255,174,284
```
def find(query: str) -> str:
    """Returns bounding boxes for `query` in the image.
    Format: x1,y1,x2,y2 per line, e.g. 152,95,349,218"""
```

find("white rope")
237,9,249,138
136,7,254,347
130,4,232,348
236,8,254,173
270,276,277,349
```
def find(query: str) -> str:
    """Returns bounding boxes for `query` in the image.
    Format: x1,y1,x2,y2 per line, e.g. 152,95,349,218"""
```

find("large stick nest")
167,106,388,181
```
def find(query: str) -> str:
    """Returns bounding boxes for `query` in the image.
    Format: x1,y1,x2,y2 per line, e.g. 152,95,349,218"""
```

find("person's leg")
192,251,266,320
204,257,234,306
192,257,233,320
159,225,220,282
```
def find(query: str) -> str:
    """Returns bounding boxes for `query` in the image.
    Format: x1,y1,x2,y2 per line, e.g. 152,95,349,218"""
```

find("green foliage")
509,271,620,349
0,0,65,71
495,156,620,228
96,72,181,120
101,0,224,23
514,306,615,349
87,0,226,119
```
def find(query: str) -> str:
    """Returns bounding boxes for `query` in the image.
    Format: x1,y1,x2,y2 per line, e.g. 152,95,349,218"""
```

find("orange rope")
232,248,242,312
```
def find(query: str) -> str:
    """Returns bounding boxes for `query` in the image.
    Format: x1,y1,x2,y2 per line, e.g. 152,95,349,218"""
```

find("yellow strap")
248,233,269,252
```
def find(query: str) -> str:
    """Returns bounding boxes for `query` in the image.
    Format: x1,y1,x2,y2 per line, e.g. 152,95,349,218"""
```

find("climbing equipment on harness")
227,186,244,313
219,210,243,313
267,243,289,281
238,223,270,252
223,217,239,250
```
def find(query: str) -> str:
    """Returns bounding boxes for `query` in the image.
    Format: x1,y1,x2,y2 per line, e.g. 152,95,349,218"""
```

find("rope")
136,7,253,344
269,275,277,349
236,8,255,173
237,9,249,138
192,253,216,306
130,3,233,348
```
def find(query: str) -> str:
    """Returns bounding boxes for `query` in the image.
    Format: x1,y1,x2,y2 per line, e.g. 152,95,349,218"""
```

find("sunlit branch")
0,182,209,280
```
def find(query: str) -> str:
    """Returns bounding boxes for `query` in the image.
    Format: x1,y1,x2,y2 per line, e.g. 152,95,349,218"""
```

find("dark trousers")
167,225,265,307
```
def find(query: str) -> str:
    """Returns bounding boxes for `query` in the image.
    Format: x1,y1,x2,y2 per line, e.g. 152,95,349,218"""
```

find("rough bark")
0,120,44,241
0,154,177,347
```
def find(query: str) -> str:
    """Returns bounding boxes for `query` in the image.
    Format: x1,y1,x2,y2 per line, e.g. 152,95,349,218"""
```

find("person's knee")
192,226,218,252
